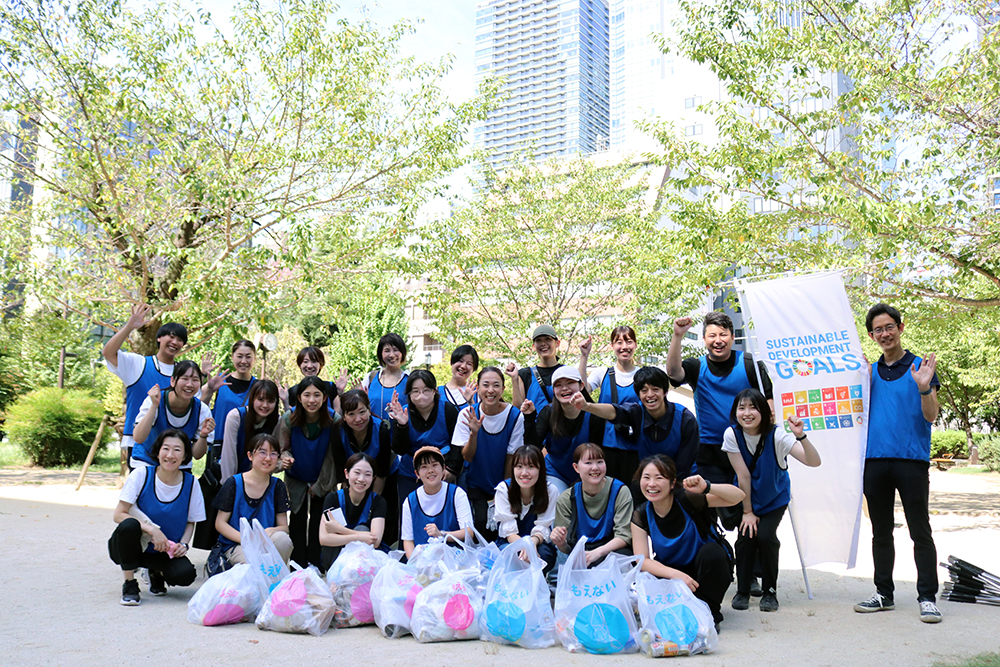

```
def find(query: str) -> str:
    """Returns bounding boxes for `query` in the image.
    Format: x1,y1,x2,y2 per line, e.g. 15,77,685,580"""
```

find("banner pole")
734,280,814,600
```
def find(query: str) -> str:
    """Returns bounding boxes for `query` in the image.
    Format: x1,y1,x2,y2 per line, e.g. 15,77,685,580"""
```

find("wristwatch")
702,480,712,495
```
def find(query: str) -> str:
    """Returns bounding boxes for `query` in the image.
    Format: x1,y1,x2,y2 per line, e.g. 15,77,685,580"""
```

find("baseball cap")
551,366,582,384
413,446,446,469
532,324,559,340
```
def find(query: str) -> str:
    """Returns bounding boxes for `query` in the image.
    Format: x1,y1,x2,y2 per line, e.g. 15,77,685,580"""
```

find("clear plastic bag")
255,567,336,636
553,537,643,654
635,572,718,655
463,527,502,572
411,568,484,642
186,563,262,626
407,536,479,586
371,559,423,638
479,537,556,649
325,542,394,628
239,517,290,602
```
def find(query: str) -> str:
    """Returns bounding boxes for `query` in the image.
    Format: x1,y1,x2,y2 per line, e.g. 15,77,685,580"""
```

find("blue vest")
645,499,706,570
211,377,256,444
133,390,200,466
466,406,519,494
525,365,560,413
135,466,194,552
341,416,385,463
367,370,408,422
288,420,332,484
599,369,639,450
408,483,460,546
399,397,452,480
867,358,933,461
544,411,594,484
123,357,172,437
220,474,277,547
571,478,626,548
694,351,751,445
733,427,790,515
337,489,375,529
636,403,685,462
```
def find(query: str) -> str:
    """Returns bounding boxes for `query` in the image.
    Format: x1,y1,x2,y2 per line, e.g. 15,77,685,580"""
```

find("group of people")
104,301,944,626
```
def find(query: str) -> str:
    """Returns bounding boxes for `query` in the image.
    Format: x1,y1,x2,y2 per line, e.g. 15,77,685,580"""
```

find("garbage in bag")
635,572,718,656
239,517,290,602
553,537,642,654
408,536,479,586
411,568,483,642
326,542,394,628
371,559,423,638
479,536,556,649
187,563,262,626
255,567,336,636
463,527,502,572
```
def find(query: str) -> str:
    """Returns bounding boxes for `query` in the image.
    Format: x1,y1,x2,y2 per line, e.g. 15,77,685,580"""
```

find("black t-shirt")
213,474,290,514
524,394,605,447
322,489,387,526
631,492,711,541
332,419,393,480
517,363,563,403
225,375,254,396
876,350,941,384
612,402,700,479
673,353,773,398
288,378,338,410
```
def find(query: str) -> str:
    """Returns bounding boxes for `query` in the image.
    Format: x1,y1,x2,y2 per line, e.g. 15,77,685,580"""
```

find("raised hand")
387,391,408,425
911,352,937,392
277,381,288,406
200,417,216,439
205,372,230,393
787,414,805,438
200,351,219,379
125,303,153,331
569,391,586,411
463,408,482,437
335,368,350,393
504,361,519,381
520,399,535,415
579,335,593,357
682,475,707,494
673,316,693,337
147,384,162,407
460,381,477,402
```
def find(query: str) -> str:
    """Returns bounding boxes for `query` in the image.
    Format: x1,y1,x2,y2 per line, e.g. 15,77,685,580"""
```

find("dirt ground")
0,469,997,667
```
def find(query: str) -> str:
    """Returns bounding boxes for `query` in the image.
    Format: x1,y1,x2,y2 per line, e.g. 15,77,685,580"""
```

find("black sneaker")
759,593,779,612
750,578,763,597
120,579,140,606
731,592,750,610
854,592,894,613
149,571,166,597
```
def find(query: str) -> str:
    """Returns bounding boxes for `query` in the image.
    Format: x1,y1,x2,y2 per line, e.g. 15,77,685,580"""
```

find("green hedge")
979,436,1000,473
931,430,970,459
6,387,111,467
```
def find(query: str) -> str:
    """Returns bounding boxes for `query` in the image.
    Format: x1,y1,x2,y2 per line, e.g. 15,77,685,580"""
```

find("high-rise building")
473,0,610,169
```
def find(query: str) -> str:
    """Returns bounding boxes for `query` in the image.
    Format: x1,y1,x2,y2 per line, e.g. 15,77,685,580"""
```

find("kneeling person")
401,446,473,558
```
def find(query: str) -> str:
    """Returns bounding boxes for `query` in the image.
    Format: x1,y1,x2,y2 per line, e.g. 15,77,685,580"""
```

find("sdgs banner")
738,272,865,568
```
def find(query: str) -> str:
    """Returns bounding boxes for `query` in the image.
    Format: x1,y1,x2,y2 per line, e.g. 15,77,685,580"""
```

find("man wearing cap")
510,324,564,412
400,446,473,558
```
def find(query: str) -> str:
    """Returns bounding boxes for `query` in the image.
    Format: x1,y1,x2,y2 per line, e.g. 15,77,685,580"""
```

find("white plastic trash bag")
326,542,393,628
239,517,290,602
408,536,479,585
371,559,423,638
635,572,718,655
553,538,642,654
411,568,483,642
479,537,555,649
255,567,336,636
187,563,262,626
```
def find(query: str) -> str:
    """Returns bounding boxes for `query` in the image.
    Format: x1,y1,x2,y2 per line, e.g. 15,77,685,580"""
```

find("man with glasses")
855,303,942,623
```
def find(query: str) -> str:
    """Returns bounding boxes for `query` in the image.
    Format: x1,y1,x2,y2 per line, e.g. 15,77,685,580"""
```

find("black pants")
697,443,736,485
289,494,324,570
677,541,733,624
604,448,640,487
863,458,938,602
735,504,786,596
380,473,400,548
467,487,498,542
108,518,196,586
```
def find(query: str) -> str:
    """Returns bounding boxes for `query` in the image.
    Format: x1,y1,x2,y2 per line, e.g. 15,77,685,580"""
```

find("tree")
0,0,492,354
411,156,696,362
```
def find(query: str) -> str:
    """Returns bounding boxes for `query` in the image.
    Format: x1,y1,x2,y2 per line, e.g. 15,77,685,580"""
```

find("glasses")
410,388,436,397
255,450,280,459
871,323,898,335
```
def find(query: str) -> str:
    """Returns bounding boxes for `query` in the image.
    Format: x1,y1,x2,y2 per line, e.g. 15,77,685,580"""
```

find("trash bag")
479,537,556,649
408,536,479,586
553,537,643,654
371,559,423,638
239,517,290,602
464,527,502,572
635,572,718,655
187,563,262,626
255,567,336,636
411,568,484,642
325,542,394,628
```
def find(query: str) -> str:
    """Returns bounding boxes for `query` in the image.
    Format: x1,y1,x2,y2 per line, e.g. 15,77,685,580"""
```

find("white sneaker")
919,601,942,623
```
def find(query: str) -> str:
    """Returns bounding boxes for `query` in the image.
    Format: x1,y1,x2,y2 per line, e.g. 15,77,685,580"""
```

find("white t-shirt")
586,366,637,394
492,480,560,541
722,427,797,463
119,467,206,524
132,396,213,469
400,483,473,542
451,404,524,454
105,350,174,450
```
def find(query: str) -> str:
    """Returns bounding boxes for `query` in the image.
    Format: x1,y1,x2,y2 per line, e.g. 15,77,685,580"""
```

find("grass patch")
933,653,1000,667
0,439,206,476
949,466,996,475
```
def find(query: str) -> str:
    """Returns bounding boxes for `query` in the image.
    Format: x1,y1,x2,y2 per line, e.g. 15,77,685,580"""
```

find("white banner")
737,272,866,568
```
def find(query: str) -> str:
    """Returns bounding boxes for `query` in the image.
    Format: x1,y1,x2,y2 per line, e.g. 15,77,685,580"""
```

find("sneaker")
854,592,894,613
120,579,140,606
148,571,166,597
731,592,750,610
136,567,149,588
750,578,763,597
919,601,942,623
759,593,779,612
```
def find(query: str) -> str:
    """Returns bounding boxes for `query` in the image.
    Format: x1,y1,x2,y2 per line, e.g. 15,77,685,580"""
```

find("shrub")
979,436,1000,473
930,430,970,459
6,387,112,467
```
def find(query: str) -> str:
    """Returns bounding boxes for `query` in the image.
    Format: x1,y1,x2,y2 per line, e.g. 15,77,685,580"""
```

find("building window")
684,95,702,109
684,123,703,136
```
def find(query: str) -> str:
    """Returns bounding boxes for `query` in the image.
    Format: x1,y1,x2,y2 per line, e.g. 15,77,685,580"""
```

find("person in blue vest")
551,443,633,567
724,388,821,613
493,445,560,573
363,333,410,421
282,346,347,413
577,325,642,484
631,454,744,628
109,429,204,605
510,324,564,412
572,366,701,502
201,339,258,467
522,366,605,495
218,379,280,482
854,303,943,623
440,344,479,411
454,366,526,540
332,390,393,493
212,434,292,567
320,453,389,569
102,304,188,469
132,360,214,469
276,376,339,569
400,446,473,559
